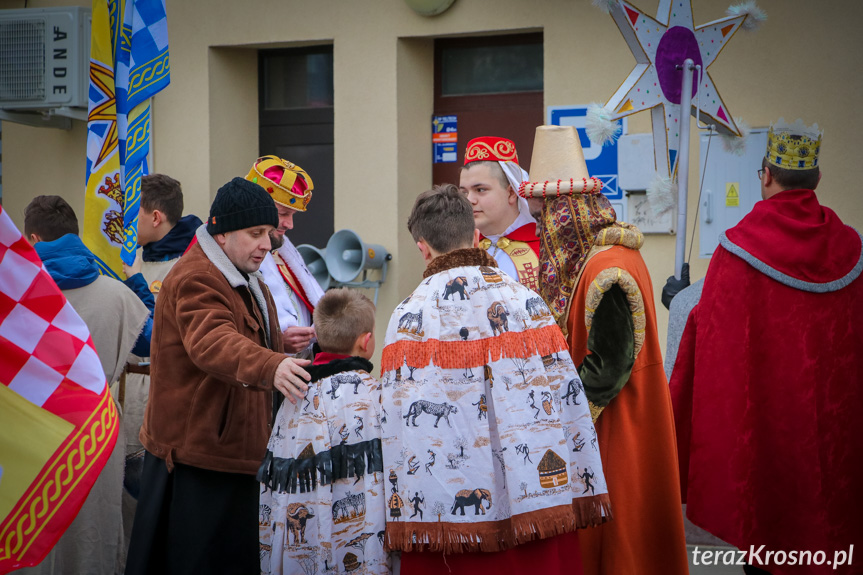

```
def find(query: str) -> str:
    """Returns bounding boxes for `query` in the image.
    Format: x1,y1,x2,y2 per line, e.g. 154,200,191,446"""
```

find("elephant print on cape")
451,488,492,516
443,276,470,300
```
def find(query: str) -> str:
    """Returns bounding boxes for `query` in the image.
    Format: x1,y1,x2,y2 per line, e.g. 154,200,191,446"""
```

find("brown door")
259,46,334,249
432,33,543,187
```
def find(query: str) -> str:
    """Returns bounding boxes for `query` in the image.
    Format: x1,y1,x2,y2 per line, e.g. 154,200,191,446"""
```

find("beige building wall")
3,0,862,366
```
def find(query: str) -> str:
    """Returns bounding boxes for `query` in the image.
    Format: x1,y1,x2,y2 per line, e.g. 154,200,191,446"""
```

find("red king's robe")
671,189,863,574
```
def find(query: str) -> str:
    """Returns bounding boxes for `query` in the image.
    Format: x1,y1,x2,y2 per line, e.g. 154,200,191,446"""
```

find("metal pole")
675,58,695,279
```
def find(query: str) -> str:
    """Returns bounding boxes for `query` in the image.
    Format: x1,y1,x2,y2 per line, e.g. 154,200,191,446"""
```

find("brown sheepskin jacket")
140,227,285,475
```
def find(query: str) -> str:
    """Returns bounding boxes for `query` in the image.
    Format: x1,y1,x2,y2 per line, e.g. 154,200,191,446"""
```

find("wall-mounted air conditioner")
0,7,90,111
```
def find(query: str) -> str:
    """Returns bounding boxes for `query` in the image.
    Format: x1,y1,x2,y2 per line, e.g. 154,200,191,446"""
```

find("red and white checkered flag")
0,205,119,573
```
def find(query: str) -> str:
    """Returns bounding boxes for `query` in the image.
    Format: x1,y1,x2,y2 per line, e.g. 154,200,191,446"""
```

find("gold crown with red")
245,155,314,211
464,136,520,165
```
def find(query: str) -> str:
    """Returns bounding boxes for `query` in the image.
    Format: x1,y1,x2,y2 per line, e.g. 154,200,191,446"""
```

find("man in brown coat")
127,177,311,574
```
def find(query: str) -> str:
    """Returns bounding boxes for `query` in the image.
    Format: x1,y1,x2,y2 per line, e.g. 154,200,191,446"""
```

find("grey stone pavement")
685,504,745,575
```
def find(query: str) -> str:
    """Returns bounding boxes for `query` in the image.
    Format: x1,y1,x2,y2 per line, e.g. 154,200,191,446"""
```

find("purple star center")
655,26,702,105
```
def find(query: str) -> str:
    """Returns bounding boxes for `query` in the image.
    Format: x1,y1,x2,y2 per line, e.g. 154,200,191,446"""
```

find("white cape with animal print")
380,248,611,554
258,361,390,575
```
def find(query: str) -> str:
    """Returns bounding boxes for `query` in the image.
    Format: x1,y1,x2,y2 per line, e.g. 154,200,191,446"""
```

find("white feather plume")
592,0,618,14
720,118,750,156
646,175,676,217
727,1,767,31
586,103,622,147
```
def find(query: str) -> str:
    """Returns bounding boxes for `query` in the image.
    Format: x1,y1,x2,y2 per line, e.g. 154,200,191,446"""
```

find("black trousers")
126,451,259,575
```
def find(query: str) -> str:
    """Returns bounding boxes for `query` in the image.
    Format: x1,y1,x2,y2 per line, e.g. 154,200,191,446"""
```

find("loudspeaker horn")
296,244,331,291
324,229,390,284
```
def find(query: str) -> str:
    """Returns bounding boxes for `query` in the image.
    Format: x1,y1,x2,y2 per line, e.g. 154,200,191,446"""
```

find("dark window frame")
434,32,543,113
258,45,334,127
257,45,335,248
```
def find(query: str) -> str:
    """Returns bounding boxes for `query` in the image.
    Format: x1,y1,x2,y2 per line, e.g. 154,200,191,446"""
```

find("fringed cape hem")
385,493,612,553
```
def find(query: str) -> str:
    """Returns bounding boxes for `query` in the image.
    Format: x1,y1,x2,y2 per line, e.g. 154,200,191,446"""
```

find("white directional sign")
547,106,626,200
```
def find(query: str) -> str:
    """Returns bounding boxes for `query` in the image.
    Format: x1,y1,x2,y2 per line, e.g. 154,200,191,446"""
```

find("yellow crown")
766,118,822,171
245,156,314,211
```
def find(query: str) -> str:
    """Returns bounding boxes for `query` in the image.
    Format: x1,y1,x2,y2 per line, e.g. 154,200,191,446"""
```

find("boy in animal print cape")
381,185,611,574
258,288,390,575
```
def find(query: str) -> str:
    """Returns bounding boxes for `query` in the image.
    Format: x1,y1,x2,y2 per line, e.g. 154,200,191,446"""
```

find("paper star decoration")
604,0,749,177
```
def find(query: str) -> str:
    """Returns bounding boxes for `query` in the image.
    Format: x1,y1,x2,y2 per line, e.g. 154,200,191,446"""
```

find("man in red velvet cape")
670,119,863,575
459,136,541,290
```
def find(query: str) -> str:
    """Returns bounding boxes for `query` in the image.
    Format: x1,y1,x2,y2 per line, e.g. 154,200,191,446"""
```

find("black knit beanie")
207,177,278,235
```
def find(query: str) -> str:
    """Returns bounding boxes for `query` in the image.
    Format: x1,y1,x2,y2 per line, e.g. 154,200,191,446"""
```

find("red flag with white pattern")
0,205,119,573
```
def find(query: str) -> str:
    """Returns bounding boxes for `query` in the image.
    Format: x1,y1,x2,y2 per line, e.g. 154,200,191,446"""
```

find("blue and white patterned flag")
114,0,170,265
84,0,169,273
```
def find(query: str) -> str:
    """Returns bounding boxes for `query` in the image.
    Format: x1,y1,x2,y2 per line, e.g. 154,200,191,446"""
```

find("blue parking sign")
432,115,459,163
547,106,625,200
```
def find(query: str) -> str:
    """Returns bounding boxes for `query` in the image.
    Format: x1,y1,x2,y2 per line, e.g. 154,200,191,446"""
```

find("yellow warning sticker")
726,183,740,207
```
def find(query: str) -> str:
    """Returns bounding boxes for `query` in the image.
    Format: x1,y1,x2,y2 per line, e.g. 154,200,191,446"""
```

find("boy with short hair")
138,174,184,246
258,288,389,575
380,184,610,575
137,173,202,288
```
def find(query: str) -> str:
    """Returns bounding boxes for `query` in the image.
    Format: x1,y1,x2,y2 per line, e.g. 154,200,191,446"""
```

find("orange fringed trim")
385,494,612,553
381,325,569,373
573,491,612,528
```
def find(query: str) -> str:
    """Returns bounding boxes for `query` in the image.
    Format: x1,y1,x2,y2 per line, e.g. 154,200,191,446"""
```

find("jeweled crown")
766,118,822,170
245,155,314,211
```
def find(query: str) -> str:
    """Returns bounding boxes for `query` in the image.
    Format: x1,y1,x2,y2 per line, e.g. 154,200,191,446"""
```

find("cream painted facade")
3,0,862,366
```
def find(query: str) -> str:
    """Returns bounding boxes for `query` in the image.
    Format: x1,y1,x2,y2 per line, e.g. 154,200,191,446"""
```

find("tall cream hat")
518,126,603,198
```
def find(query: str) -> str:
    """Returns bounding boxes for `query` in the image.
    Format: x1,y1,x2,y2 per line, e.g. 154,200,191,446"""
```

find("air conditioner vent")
0,7,89,111
0,19,46,102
